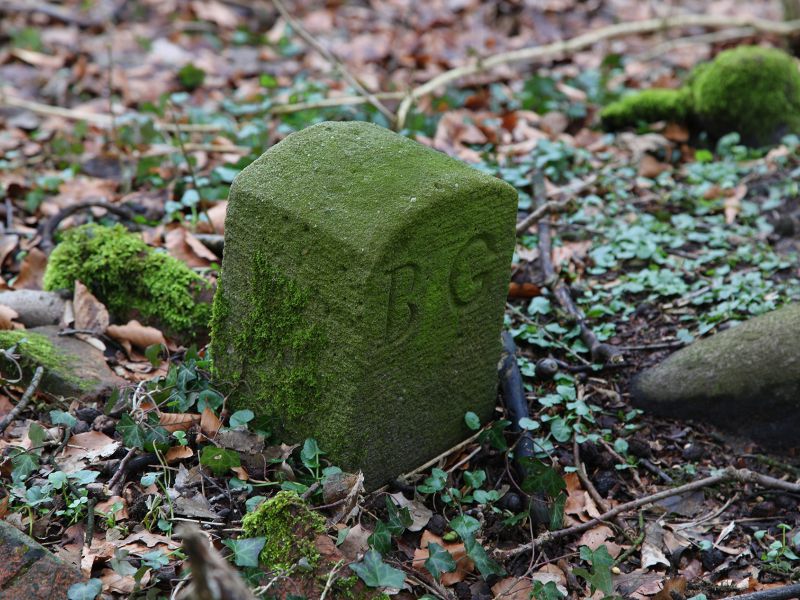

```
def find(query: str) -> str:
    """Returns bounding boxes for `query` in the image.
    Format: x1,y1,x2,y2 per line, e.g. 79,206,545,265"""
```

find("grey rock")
0,290,64,327
630,303,800,448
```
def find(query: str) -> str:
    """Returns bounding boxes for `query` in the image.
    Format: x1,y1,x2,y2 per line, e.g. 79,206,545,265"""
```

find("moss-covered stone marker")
211,121,517,488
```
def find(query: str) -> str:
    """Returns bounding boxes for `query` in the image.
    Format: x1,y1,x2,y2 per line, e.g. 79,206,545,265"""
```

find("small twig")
300,482,320,501
84,498,96,548
494,467,800,559
108,447,137,495
38,199,137,254
398,429,485,483
0,0,99,27
618,340,686,351
0,366,44,434
318,559,344,600
613,511,645,565
637,26,758,61
515,175,597,235
532,174,623,364
516,197,575,235
573,434,631,536
0,92,405,132
395,15,800,128
270,0,396,125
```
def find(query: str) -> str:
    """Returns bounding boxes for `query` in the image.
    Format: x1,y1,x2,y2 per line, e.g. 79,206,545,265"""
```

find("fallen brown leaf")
107,320,167,352
73,280,109,333
166,445,195,463
159,412,200,433
0,304,22,330
200,406,221,439
412,530,473,586
14,248,47,290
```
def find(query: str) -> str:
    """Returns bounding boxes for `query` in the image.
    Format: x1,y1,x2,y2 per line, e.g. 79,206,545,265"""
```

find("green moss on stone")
240,491,325,571
43,224,212,339
0,330,89,391
210,253,323,422
599,88,690,130
601,46,800,146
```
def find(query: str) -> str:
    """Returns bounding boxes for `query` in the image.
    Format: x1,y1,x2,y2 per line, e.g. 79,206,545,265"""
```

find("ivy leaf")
385,496,412,536
449,514,480,541
532,580,566,600
350,549,406,589
229,410,254,428
424,542,456,580
465,537,505,578
28,421,47,446
11,450,39,482
223,537,266,567
519,457,566,497
463,469,486,489
67,579,102,600
464,411,481,430
300,438,322,470
368,520,392,555
50,410,77,428
549,417,572,442
199,445,241,475
117,414,146,449
417,468,447,494
573,545,614,595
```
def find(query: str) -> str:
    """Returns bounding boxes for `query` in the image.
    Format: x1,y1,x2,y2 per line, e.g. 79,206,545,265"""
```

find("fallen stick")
515,175,597,235
38,199,137,254
494,467,800,559
721,583,800,600
396,15,800,128
0,92,405,134
533,175,623,364
0,366,44,434
270,0,396,125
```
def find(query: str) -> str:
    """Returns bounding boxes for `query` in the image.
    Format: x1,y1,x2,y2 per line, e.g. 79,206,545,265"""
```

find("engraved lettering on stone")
385,263,420,343
449,234,497,306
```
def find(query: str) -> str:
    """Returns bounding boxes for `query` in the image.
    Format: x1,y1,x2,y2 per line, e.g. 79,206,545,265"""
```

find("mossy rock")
0,327,122,399
43,224,213,341
211,121,517,489
241,491,326,572
630,303,800,448
601,46,800,147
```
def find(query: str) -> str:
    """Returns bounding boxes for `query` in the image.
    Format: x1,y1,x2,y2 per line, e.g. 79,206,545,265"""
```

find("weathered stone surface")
211,121,517,487
0,519,85,599
0,326,123,399
0,291,65,327
631,303,800,447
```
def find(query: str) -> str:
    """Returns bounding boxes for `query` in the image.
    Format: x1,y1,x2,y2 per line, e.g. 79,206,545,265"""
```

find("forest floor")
1,1,800,599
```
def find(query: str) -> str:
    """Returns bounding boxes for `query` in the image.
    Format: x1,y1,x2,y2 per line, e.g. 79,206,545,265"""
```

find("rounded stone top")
227,121,517,247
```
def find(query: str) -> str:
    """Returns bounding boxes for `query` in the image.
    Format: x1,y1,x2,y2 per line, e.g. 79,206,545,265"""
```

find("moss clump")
600,88,691,131
240,491,326,571
0,330,89,392
43,224,212,339
601,46,800,146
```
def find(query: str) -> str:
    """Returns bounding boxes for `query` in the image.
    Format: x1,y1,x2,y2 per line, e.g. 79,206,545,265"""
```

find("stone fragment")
630,303,800,447
0,326,123,399
0,520,85,599
211,121,517,487
0,290,65,327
